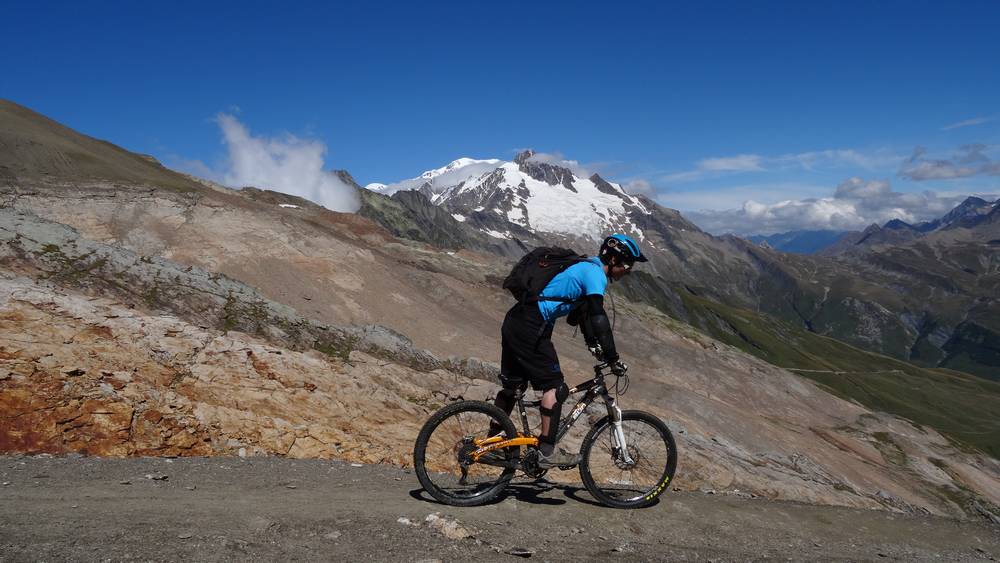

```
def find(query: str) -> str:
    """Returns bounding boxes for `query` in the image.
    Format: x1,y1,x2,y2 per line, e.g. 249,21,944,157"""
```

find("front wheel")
413,400,519,507
579,410,677,508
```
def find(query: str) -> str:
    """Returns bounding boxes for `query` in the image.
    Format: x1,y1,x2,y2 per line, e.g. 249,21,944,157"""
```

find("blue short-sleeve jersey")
537,257,608,323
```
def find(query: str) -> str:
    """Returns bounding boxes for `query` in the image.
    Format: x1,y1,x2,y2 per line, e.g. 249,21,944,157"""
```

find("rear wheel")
579,410,677,508
413,400,519,507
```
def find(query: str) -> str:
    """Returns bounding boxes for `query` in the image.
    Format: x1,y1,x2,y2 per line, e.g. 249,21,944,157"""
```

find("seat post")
515,386,532,435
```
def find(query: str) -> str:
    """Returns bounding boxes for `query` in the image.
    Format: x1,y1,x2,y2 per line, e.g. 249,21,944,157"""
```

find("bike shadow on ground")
410,477,650,508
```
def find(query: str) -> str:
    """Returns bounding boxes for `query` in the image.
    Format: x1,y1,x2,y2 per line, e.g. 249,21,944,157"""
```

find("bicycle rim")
414,401,518,506
580,411,676,508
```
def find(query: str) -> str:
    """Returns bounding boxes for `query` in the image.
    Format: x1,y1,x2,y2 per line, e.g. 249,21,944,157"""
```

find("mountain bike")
413,362,677,508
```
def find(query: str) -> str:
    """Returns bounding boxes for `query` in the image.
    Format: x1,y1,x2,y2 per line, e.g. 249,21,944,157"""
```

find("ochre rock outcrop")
0,275,493,464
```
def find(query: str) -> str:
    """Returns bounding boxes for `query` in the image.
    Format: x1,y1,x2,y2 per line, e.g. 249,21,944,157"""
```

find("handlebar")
593,361,628,376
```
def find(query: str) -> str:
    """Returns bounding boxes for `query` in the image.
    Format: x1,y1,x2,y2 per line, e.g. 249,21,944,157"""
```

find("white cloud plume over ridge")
176,114,359,213
216,114,359,212
525,151,598,178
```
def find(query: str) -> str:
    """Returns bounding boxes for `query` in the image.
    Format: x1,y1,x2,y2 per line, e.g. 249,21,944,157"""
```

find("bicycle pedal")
557,464,577,471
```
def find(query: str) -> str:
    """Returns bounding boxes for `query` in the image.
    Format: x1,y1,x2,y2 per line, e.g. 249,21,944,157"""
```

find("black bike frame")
512,363,626,445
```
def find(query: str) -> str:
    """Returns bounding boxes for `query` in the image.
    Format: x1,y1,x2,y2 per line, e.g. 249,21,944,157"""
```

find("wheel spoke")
580,413,676,507
414,401,519,506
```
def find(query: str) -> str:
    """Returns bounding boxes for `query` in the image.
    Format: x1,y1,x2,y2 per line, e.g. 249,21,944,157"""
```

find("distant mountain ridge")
747,230,848,254
366,154,1000,380
822,196,999,255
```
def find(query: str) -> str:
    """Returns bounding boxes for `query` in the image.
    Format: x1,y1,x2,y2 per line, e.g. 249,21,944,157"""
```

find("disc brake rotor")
614,444,641,470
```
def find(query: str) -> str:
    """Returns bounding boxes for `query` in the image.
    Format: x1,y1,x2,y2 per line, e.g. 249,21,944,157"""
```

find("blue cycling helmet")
599,233,648,266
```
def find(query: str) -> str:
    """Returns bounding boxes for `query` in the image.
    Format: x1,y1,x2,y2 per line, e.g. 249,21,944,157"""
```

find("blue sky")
3,1,998,234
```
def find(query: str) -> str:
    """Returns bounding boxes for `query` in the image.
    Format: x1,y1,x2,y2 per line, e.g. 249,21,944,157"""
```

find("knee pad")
539,383,570,417
554,382,569,404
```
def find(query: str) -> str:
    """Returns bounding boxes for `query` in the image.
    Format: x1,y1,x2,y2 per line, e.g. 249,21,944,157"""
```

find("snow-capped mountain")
365,150,650,242
366,158,502,202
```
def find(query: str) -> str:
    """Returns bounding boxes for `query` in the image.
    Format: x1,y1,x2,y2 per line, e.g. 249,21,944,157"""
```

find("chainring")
521,449,549,479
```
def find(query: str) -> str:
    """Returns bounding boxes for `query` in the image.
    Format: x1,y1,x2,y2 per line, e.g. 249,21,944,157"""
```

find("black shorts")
499,303,564,392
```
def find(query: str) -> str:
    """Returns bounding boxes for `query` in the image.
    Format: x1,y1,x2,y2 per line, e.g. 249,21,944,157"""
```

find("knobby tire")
413,400,519,507
579,410,677,509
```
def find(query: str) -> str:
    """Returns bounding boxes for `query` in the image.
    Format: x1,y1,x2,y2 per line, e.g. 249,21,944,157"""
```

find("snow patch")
484,229,510,239
373,158,503,196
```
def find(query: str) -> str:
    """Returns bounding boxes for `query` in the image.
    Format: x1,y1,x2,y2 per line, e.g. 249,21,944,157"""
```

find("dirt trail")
1,455,997,562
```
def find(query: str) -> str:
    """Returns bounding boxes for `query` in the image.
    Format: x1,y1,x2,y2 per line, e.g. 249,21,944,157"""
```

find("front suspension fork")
606,396,635,465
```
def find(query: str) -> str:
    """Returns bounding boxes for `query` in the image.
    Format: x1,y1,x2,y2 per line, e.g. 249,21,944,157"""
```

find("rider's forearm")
578,310,598,346
584,295,618,362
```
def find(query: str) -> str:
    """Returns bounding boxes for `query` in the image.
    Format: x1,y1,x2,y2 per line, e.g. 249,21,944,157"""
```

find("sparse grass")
143,282,159,307
928,457,949,470
221,291,239,331
33,243,111,283
38,243,63,255
314,335,356,363
871,432,909,466
641,284,1000,458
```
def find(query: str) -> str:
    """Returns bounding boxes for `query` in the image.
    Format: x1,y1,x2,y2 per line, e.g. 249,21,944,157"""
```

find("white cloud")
899,145,1000,181
697,154,763,172
680,176,998,235
525,151,595,178
775,149,902,171
179,114,359,213
941,116,995,131
833,177,891,199
657,182,831,211
659,148,901,186
658,170,705,183
623,178,655,195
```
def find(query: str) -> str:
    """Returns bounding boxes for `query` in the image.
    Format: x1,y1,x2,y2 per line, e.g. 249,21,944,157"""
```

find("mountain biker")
492,234,647,468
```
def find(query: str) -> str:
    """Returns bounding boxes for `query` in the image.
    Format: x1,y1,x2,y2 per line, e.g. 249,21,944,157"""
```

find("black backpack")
502,247,587,303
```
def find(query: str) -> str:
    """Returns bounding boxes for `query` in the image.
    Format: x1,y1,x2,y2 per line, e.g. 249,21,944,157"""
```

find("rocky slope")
2,100,999,520
3,202,1000,520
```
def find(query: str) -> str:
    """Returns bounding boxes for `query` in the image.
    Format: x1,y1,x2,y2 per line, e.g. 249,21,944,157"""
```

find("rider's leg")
490,306,527,436
490,337,525,436
488,385,518,436
537,382,569,456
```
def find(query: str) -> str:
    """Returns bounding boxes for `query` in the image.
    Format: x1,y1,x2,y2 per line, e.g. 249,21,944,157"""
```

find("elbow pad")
566,304,584,327
571,302,598,345
584,295,618,362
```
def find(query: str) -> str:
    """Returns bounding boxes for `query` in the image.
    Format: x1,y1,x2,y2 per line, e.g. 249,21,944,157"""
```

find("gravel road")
1,455,997,562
